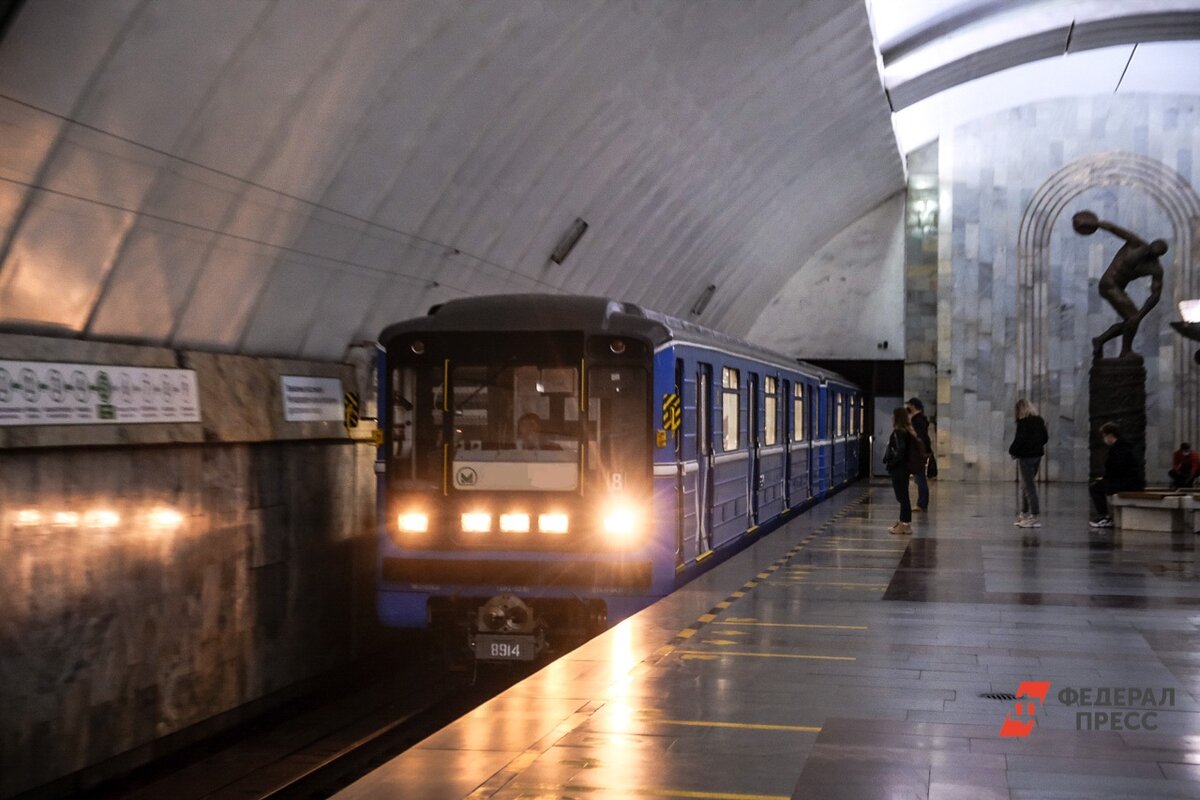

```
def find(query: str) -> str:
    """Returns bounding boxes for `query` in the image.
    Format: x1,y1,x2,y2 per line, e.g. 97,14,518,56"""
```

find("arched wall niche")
929,94,1200,483
1017,153,1200,483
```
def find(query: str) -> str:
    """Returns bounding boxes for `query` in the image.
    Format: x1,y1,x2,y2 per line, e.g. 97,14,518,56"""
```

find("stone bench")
1110,491,1200,533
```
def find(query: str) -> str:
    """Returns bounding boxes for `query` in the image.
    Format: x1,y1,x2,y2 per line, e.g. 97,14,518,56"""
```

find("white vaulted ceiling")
0,2,1196,361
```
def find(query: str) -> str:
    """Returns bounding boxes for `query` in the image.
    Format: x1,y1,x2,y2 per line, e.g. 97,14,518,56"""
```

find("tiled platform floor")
337,481,1200,799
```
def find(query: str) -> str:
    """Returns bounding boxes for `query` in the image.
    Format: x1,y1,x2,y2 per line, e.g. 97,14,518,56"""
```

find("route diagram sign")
0,360,201,426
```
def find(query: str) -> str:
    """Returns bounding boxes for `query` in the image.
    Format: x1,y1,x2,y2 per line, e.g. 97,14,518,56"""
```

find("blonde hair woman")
882,406,925,534
1008,398,1049,528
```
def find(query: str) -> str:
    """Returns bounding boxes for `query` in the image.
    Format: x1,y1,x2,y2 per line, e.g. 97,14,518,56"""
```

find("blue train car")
376,295,864,661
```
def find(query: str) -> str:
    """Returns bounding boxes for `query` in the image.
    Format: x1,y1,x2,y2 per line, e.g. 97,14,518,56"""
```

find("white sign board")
281,375,344,422
0,360,201,426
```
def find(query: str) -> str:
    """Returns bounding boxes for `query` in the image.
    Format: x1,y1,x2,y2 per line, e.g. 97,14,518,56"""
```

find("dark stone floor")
338,482,1200,800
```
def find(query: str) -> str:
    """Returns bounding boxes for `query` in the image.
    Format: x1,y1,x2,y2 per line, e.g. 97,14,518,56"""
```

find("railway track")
86,647,530,800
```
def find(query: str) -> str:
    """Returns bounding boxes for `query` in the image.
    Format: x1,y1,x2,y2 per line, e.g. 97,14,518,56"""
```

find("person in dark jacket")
883,406,926,535
1008,398,1049,528
905,397,933,512
1088,421,1145,527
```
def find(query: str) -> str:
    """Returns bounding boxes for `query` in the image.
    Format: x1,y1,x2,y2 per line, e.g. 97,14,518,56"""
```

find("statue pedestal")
1088,356,1146,479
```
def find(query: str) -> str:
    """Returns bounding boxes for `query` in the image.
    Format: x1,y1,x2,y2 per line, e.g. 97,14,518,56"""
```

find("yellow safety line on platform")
659,719,821,732
715,621,867,630
787,565,895,571
675,650,855,661
806,546,906,553
793,583,887,590
520,785,789,800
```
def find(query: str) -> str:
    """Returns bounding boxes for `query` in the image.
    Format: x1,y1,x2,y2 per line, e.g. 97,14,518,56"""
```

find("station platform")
337,481,1200,800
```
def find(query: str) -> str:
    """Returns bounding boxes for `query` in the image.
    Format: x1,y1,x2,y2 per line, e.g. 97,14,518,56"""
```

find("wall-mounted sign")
281,375,344,422
0,360,200,426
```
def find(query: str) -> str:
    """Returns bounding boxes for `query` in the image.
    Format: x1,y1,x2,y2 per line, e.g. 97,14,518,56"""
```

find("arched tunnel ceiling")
0,2,1196,361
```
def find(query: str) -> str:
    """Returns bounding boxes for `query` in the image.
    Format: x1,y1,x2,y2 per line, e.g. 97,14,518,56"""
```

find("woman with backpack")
1009,398,1049,528
883,406,927,535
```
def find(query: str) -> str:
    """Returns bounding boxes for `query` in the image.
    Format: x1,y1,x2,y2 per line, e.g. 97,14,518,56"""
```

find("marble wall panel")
929,94,1200,482
0,431,378,798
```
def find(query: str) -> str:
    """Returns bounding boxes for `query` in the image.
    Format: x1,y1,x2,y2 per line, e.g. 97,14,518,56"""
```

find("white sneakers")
1017,515,1042,528
1089,516,1114,528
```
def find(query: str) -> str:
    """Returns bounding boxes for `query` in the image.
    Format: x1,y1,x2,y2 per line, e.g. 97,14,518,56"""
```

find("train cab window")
448,364,579,491
793,384,805,442
389,365,446,484
587,367,649,493
764,376,778,446
720,367,741,451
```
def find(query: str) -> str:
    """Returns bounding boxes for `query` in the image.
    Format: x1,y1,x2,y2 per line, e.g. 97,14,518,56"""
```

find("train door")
830,391,840,484
674,358,685,567
782,378,792,508
747,372,760,527
696,363,714,554
808,382,819,497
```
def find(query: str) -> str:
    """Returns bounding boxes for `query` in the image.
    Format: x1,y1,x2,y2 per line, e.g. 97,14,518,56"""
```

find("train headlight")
397,512,429,533
462,512,492,533
538,513,569,534
500,513,530,533
603,505,639,538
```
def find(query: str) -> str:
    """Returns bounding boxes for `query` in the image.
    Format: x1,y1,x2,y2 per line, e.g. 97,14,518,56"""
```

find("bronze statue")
1073,210,1166,360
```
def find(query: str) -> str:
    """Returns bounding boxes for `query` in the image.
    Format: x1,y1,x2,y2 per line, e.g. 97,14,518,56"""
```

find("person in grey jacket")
1008,399,1049,528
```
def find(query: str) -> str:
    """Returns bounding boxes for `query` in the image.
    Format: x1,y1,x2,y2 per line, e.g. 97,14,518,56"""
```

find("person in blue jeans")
906,397,933,512
1008,399,1049,528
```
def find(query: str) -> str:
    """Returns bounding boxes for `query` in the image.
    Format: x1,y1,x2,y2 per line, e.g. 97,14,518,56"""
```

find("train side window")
836,394,845,437
721,367,740,451
764,376,778,446
793,384,805,442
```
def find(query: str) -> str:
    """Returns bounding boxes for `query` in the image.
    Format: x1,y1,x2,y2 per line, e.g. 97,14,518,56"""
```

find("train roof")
378,294,856,388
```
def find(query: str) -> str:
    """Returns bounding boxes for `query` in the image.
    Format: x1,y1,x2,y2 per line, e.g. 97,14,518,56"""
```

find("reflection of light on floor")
610,620,636,676
14,509,41,527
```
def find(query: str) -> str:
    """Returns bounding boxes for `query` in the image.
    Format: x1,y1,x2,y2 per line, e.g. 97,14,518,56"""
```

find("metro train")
376,295,866,662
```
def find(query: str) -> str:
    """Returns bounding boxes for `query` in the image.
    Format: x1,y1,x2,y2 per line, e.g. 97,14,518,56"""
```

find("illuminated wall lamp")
549,217,588,265
1170,299,1200,365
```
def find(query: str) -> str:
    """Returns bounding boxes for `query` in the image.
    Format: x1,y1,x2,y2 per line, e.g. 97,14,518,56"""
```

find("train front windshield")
389,358,648,499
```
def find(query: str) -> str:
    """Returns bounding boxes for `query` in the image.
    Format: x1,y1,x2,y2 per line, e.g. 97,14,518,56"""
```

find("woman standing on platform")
1009,398,1049,528
883,406,924,535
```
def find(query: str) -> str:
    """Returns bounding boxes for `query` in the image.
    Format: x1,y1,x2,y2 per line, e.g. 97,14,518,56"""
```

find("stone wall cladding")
0,336,378,797
934,94,1200,482
0,441,377,797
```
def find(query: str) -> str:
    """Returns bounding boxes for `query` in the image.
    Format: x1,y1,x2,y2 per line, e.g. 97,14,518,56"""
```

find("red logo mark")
999,681,1052,738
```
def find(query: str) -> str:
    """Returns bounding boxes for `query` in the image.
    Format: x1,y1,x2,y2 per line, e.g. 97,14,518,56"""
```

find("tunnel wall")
0,334,379,798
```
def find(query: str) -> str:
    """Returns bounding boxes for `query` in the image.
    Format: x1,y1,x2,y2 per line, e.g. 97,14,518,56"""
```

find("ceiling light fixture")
550,217,589,264
691,284,716,316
